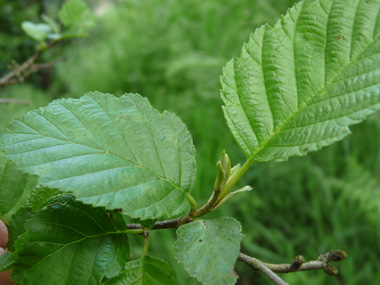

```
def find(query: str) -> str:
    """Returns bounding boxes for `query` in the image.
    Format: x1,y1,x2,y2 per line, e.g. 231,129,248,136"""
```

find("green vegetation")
1,0,379,284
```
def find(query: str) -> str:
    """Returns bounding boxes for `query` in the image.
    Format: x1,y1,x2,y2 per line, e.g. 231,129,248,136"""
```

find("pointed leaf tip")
221,0,380,161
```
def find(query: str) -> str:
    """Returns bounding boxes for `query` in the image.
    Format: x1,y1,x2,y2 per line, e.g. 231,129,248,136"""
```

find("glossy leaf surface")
12,196,129,285
221,0,380,161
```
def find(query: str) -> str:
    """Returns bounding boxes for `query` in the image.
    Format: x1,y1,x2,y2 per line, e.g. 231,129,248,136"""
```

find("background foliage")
1,0,379,284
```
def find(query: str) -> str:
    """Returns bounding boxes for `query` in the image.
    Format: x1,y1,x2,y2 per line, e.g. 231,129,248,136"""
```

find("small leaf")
59,0,96,36
11,195,130,285
42,14,60,34
21,21,51,42
0,92,196,220
0,251,13,272
175,217,244,285
221,0,380,162
0,155,30,220
104,255,178,284
212,186,253,211
26,185,62,211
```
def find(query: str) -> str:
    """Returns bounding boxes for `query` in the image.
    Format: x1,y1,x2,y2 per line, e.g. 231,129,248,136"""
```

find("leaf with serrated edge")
0,251,13,272
11,195,129,285
0,92,196,220
175,217,244,285
7,207,33,252
26,185,62,211
221,0,380,162
104,255,178,285
0,155,29,219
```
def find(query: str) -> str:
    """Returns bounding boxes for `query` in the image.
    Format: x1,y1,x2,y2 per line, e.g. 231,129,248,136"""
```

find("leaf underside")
104,255,178,285
0,251,13,272
0,92,196,220
12,196,129,285
221,0,380,161
175,217,244,285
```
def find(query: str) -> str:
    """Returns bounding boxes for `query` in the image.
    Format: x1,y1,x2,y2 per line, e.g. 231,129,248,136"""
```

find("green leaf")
21,21,51,42
0,251,13,272
42,14,60,34
212,185,253,211
59,0,96,35
12,195,129,285
104,255,178,284
0,155,29,219
0,92,196,220
7,207,33,252
26,185,62,211
139,219,157,229
175,217,244,285
221,0,380,162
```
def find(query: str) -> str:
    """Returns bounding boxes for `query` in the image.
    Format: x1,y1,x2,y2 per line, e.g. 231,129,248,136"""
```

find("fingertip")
0,220,8,248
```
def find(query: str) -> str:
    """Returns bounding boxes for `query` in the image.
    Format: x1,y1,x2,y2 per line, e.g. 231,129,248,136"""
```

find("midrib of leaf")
200,221,223,278
247,33,380,161
60,98,183,192
348,0,362,61
134,98,167,179
11,104,187,195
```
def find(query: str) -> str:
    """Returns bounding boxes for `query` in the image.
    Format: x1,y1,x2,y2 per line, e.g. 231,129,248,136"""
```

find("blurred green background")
1,0,379,284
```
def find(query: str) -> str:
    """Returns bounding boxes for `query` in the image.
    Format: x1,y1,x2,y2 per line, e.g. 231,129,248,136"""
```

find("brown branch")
127,217,190,230
0,41,60,86
0,98,30,105
238,250,346,284
239,253,288,285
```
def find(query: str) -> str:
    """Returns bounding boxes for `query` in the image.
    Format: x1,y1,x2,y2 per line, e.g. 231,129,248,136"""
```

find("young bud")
219,150,231,178
328,250,347,262
324,264,338,275
214,161,225,191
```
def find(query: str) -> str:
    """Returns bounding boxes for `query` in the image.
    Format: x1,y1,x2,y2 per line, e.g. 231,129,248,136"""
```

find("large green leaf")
104,255,178,285
0,92,196,220
221,0,380,161
175,217,244,285
12,195,129,285
0,155,29,219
